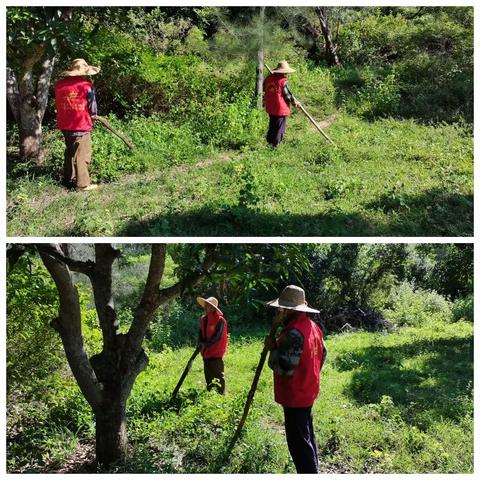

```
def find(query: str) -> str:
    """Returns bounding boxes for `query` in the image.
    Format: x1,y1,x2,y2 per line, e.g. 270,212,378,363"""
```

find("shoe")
76,184,99,192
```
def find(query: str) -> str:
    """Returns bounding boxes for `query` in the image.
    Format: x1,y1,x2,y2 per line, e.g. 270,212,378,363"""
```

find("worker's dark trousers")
203,358,225,394
267,115,287,147
283,406,319,473
62,132,92,188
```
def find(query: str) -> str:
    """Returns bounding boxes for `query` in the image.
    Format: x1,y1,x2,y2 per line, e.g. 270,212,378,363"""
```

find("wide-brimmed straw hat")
265,285,319,313
196,296,223,315
272,60,296,74
61,58,100,77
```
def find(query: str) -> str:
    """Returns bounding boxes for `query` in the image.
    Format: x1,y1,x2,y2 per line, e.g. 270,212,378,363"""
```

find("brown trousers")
63,133,92,188
203,358,225,394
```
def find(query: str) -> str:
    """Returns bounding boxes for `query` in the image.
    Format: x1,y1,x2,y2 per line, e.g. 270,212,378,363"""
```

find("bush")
288,63,336,117
149,301,199,351
382,282,452,326
452,295,473,323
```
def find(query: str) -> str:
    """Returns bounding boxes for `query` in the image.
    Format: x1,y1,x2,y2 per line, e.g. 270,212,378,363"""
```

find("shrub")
382,282,452,326
452,294,473,323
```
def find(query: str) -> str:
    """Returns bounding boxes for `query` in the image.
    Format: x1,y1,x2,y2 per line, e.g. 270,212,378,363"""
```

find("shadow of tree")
110,187,472,237
333,334,473,423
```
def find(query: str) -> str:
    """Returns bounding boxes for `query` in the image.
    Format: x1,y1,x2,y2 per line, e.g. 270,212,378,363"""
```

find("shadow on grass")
366,188,473,236
334,334,473,422
110,188,472,237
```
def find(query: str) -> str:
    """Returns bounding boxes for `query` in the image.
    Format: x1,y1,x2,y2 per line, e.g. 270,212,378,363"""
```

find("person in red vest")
265,285,327,473
196,296,228,394
55,59,100,192
263,60,300,147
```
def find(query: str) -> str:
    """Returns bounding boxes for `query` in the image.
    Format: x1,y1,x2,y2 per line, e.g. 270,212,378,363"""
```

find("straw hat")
196,296,223,315
61,58,100,77
265,285,319,313
272,60,296,74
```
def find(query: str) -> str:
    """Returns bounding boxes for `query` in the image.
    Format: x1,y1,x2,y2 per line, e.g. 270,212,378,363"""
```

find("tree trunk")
316,7,341,66
19,112,44,161
255,6,265,110
95,399,128,466
7,47,56,163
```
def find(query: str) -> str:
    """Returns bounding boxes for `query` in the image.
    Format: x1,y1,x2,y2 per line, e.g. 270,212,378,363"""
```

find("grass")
6,112,473,236
7,318,473,473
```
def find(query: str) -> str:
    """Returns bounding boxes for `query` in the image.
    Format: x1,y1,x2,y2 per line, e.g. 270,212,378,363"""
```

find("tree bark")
316,7,341,66
255,6,265,109
95,397,128,466
8,45,56,162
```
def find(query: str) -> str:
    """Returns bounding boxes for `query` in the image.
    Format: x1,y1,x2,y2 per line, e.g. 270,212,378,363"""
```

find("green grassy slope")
7,114,472,237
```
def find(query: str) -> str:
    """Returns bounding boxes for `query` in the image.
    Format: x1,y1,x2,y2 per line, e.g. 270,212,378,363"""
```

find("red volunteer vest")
55,77,93,131
274,313,324,408
264,73,291,117
200,311,228,359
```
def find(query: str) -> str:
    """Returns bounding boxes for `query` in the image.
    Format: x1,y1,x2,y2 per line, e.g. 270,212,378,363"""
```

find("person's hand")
264,335,276,351
91,115,98,121
294,100,301,108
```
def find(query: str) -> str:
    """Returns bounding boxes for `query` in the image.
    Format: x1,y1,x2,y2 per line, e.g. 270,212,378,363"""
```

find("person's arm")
268,328,304,376
282,83,299,107
87,86,98,117
203,319,225,348
321,338,327,370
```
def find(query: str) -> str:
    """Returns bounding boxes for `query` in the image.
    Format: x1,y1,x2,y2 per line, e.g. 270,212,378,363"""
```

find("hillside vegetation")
6,7,473,236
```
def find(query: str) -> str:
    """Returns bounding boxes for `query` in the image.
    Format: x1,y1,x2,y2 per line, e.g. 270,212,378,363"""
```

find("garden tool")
171,344,202,400
94,115,135,150
264,63,336,146
224,314,280,457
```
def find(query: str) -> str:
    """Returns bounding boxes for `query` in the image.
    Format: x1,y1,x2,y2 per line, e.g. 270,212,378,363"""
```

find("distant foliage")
382,281,453,326
7,255,62,388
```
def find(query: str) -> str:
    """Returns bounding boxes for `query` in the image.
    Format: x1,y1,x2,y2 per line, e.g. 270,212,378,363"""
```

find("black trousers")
203,358,225,394
283,406,319,473
266,115,287,147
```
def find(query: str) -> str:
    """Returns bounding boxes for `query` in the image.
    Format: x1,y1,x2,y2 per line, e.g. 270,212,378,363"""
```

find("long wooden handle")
171,345,201,399
297,103,336,145
225,323,277,455
264,63,336,146
94,115,135,150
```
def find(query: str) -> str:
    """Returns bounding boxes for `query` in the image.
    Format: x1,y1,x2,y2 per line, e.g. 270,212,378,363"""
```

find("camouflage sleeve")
87,86,98,116
282,83,295,105
268,328,304,376
321,338,327,370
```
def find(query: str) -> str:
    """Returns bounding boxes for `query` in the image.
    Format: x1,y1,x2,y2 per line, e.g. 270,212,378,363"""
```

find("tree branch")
90,244,122,353
124,244,167,356
38,245,102,411
157,244,218,304
123,244,218,365
36,243,95,276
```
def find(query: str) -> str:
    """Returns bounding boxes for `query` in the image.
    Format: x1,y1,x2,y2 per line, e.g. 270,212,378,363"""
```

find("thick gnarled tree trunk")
37,243,217,468
95,397,128,466
7,47,56,162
